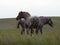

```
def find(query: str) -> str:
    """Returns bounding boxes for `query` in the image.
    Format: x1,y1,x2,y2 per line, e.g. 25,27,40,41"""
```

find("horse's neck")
40,18,47,25
25,16,31,20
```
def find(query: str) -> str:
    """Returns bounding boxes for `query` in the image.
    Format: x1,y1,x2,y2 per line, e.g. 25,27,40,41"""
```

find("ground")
0,17,60,45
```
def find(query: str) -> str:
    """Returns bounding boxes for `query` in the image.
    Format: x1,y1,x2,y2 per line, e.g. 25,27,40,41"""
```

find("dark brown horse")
16,11,31,20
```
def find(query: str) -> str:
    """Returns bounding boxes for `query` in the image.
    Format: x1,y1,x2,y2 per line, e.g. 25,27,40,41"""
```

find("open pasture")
0,17,60,45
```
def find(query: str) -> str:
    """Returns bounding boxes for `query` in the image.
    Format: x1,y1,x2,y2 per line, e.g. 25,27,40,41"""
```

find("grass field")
0,17,60,45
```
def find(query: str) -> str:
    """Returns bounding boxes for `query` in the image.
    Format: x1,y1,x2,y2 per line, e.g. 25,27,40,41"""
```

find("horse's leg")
26,28,29,35
40,28,43,34
21,27,25,35
35,28,39,35
17,23,19,28
30,28,34,36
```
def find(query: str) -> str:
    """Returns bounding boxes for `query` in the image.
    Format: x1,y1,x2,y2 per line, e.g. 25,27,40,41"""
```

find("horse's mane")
19,11,31,16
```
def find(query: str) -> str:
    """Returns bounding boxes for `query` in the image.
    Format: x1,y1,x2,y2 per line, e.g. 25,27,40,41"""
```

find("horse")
16,11,31,35
27,16,53,35
34,16,53,35
16,11,53,35
17,16,39,35
16,11,31,20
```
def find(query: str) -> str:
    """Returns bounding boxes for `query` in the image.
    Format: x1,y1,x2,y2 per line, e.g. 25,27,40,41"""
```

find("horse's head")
16,11,31,20
16,11,23,20
47,18,53,27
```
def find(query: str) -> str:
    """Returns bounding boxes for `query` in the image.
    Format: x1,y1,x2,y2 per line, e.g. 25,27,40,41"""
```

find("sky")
0,0,60,18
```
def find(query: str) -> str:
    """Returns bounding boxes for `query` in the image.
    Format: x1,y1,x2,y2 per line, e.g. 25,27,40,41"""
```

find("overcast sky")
0,0,60,18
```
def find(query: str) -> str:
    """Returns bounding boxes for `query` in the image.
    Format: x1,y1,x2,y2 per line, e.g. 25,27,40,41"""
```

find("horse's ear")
20,11,23,13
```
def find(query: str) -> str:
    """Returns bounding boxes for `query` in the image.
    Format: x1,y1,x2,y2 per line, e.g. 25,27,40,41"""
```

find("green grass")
0,17,60,45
